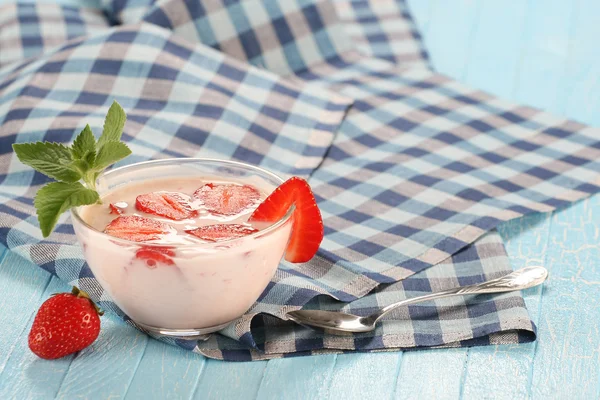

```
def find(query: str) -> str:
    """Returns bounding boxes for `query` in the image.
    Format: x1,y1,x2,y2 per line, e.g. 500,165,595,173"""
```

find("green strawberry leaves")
12,100,131,237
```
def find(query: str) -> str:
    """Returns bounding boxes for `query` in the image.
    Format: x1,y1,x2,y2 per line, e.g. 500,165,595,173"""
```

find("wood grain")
529,195,600,399
256,356,336,400
55,313,149,399
125,339,206,400
419,0,480,79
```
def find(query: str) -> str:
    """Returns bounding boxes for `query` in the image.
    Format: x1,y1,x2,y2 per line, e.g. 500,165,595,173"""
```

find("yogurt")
74,176,292,329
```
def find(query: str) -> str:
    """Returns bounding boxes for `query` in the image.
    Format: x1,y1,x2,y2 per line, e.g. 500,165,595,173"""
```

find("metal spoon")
286,266,548,334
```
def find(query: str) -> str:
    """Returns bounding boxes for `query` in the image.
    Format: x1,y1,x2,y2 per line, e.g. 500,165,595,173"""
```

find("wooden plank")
196,359,268,400
528,196,600,399
459,1,576,397
562,0,600,126
513,0,575,115
463,0,529,98
405,0,435,44
326,353,401,400
418,0,481,80
125,339,206,400
254,355,336,400
0,276,77,400
525,2,600,396
394,349,467,400
460,213,552,400
524,3,600,384
55,314,149,399
0,247,52,376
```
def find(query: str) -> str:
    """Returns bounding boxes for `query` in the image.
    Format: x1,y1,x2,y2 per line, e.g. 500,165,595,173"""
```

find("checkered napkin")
1,0,599,361
332,0,429,67
0,3,109,68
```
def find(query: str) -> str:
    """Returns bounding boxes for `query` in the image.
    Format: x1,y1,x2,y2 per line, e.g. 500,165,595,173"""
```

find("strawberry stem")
71,286,104,316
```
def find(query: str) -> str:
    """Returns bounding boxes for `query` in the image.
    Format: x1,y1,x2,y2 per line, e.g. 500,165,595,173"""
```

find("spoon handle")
371,266,547,324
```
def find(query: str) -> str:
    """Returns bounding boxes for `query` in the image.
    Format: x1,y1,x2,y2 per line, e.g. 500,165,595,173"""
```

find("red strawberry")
249,177,323,263
185,224,258,242
193,183,260,215
104,215,171,242
135,247,176,268
135,192,195,220
28,287,103,360
109,202,127,215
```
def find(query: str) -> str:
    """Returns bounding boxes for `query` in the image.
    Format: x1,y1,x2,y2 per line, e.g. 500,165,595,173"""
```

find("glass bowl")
71,158,293,338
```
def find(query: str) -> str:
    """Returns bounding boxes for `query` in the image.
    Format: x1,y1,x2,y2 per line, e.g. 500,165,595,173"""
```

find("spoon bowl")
287,310,376,333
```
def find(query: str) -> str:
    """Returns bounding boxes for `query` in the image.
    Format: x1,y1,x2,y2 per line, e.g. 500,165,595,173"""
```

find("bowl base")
133,320,234,341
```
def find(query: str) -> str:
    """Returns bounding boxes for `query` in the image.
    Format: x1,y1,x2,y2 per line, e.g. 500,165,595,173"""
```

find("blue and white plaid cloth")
332,0,429,67
1,0,598,360
0,3,108,68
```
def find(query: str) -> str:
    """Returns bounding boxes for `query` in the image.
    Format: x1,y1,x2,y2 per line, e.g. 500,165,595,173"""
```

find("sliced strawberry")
135,247,175,268
135,192,194,220
193,183,260,215
109,202,127,215
104,215,171,242
185,224,258,242
249,177,323,263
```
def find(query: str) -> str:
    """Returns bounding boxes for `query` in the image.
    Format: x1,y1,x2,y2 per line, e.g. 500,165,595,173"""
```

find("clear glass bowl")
71,158,293,338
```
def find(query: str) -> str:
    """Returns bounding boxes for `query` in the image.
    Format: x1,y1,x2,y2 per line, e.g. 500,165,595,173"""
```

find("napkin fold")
0,0,598,361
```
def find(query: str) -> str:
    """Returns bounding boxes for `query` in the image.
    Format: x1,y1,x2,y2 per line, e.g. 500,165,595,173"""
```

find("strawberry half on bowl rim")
69,158,313,339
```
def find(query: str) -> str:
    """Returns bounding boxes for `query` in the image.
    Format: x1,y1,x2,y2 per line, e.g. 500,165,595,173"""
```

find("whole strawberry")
28,287,103,360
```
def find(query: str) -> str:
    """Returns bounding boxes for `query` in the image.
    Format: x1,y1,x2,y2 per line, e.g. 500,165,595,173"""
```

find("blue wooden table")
1,1,599,398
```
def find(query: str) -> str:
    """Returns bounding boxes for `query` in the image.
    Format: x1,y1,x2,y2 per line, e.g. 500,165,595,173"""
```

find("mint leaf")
94,141,131,171
97,101,126,148
12,142,81,182
34,182,100,237
72,125,97,174
14,99,133,238
72,125,96,160
73,156,96,178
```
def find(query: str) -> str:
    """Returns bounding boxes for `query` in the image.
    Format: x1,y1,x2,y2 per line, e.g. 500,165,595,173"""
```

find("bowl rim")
70,157,294,248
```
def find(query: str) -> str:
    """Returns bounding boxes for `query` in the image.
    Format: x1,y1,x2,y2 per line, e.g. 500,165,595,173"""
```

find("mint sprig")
12,100,131,237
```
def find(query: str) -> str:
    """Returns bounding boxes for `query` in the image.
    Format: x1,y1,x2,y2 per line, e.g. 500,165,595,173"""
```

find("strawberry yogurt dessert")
71,159,323,335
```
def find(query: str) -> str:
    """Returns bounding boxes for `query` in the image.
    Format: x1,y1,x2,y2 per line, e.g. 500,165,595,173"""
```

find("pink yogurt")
73,173,292,330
